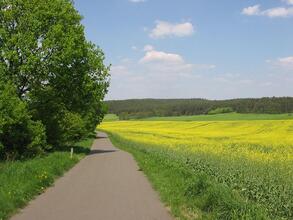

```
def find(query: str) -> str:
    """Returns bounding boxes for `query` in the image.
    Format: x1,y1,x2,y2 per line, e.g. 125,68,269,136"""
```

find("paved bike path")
11,132,172,220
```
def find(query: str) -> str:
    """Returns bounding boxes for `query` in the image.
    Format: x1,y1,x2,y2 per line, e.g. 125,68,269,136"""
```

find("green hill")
105,98,293,120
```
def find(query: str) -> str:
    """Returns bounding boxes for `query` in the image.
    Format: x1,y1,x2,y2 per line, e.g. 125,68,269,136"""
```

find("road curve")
11,132,172,220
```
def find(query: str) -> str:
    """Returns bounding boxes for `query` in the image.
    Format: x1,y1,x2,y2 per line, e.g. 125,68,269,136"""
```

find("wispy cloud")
242,4,293,17
131,46,138,51
129,0,146,3
242,5,261,16
276,56,293,68
149,20,195,39
267,56,293,69
263,7,293,17
139,46,215,73
140,49,184,64
111,65,130,76
283,0,293,5
143,45,154,52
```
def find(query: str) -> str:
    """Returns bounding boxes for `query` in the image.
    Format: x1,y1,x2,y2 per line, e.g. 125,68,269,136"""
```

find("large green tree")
0,0,110,148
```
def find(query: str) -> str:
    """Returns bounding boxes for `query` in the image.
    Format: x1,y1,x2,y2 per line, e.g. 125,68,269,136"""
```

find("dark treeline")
106,97,293,119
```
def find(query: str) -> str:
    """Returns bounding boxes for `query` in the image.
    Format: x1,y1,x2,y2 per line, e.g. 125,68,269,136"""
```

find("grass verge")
140,113,293,121
106,132,270,220
103,114,119,122
0,136,95,220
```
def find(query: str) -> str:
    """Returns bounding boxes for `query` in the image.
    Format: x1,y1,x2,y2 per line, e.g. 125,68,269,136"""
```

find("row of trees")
106,98,293,120
0,0,110,160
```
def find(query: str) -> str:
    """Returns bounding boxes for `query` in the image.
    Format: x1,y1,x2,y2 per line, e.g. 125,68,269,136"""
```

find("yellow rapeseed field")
100,120,293,218
100,120,293,163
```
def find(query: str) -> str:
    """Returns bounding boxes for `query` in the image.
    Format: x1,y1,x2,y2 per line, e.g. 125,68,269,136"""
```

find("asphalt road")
11,132,172,220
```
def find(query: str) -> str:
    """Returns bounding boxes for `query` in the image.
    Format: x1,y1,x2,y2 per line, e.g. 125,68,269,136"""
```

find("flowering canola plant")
100,120,293,162
100,120,293,218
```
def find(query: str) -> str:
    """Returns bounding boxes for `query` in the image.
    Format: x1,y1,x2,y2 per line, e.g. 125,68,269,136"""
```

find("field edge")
103,130,270,220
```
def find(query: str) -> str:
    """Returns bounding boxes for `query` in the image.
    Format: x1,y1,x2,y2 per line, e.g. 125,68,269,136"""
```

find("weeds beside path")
9,133,172,220
0,137,94,220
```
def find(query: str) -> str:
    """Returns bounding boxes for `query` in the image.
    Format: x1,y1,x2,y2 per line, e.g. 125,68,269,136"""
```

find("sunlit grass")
140,113,293,121
103,114,119,122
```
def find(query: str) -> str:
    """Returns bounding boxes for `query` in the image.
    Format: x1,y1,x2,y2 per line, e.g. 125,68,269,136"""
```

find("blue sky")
74,0,293,100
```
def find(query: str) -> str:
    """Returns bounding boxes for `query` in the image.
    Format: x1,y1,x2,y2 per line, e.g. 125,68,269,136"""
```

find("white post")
70,147,73,159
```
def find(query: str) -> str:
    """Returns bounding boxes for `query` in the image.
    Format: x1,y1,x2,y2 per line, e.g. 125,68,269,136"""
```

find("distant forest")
106,97,293,119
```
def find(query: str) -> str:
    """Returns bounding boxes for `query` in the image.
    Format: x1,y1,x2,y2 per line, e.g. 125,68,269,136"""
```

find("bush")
0,82,48,160
29,88,89,147
58,111,87,145
208,107,234,115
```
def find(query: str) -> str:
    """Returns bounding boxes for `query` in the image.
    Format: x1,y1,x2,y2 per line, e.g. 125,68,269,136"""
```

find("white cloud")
193,64,216,70
242,4,293,17
107,47,219,100
139,46,215,78
140,50,184,64
131,46,137,50
242,5,260,16
149,20,195,39
129,0,146,3
277,56,293,68
267,56,293,69
283,0,293,5
110,65,130,76
107,57,293,100
263,7,293,17
143,45,154,52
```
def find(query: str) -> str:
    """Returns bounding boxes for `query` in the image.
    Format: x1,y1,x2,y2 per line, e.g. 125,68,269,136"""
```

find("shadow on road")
52,132,114,155
96,136,108,139
89,149,117,155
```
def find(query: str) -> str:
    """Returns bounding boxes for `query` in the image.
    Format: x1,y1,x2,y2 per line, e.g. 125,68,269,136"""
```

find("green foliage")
106,98,293,119
208,107,234,115
0,137,94,220
1,0,86,97
28,89,87,147
0,82,47,160
58,111,86,145
0,0,109,154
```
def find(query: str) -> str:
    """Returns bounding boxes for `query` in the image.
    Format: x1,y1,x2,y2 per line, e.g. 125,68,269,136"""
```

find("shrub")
0,82,48,160
29,88,88,147
58,111,87,145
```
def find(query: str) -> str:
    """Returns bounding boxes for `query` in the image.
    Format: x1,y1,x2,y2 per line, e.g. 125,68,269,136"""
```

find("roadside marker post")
70,147,73,159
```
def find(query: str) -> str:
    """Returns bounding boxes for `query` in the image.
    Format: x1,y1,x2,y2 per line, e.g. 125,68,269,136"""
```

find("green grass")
140,113,293,121
0,137,95,220
103,114,119,122
105,132,270,220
